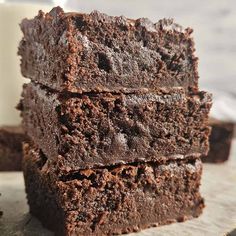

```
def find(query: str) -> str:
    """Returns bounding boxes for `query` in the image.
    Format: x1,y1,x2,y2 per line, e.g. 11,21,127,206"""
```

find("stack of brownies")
18,7,212,235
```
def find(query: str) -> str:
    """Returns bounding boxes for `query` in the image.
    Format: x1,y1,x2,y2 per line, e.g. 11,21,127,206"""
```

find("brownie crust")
19,7,199,93
23,143,204,235
203,119,234,163
19,83,212,172
0,125,27,171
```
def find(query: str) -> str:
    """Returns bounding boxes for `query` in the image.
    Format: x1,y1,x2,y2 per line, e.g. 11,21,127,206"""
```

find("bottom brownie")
23,143,204,236
203,119,234,163
0,125,28,171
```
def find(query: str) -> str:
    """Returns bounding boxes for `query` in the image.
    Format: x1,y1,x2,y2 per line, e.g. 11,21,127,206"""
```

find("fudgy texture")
0,125,27,171
18,83,212,172
23,143,204,236
203,119,234,163
18,7,199,94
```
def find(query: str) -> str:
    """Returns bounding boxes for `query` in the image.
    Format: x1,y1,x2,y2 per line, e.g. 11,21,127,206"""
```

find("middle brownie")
19,83,211,171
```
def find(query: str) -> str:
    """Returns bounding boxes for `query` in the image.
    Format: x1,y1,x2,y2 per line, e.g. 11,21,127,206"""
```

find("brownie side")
18,7,198,93
203,119,234,163
23,143,204,235
0,125,27,171
19,83,212,172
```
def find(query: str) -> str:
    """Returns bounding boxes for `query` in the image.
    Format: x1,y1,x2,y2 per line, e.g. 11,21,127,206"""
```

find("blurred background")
0,0,236,124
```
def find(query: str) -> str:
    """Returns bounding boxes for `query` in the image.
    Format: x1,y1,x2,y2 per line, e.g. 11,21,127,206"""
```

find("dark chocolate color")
0,125,27,171
19,7,199,93
23,143,204,236
203,118,234,163
19,83,212,172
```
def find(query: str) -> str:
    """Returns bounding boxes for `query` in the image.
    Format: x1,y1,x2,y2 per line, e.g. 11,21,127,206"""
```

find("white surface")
0,140,236,236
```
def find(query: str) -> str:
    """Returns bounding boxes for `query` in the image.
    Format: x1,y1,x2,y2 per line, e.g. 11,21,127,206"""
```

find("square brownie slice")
19,7,198,93
23,143,204,235
18,83,211,172
0,125,28,171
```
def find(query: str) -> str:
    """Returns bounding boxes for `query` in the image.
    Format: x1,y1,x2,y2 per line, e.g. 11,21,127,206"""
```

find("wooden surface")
0,139,236,236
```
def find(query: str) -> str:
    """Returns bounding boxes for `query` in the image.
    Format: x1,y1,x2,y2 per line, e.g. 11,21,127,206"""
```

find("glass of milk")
0,1,54,125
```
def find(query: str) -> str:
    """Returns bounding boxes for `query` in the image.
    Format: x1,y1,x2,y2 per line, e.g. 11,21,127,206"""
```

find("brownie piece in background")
0,193,2,218
0,125,27,171
23,143,204,236
19,7,198,94
18,83,212,173
203,118,234,163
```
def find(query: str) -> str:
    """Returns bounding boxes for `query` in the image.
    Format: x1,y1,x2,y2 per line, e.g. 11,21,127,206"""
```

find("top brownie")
18,7,198,93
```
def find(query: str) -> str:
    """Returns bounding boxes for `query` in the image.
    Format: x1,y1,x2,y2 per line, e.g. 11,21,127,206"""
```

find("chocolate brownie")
203,118,234,163
0,193,2,218
0,125,27,171
18,83,212,172
18,7,199,94
23,143,204,235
